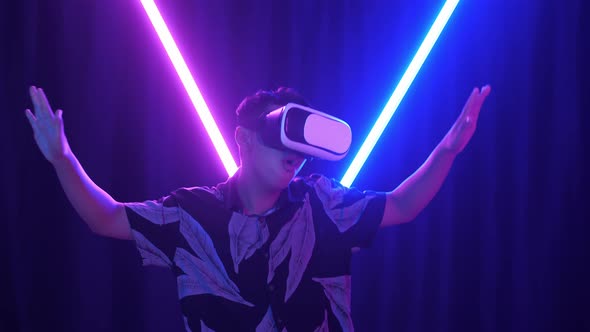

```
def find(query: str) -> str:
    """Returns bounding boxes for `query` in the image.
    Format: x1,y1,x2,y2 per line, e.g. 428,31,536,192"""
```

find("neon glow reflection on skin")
139,0,239,176
340,0,461,187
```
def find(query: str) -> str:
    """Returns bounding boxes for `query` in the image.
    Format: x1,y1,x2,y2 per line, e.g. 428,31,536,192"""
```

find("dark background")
2,0,589,331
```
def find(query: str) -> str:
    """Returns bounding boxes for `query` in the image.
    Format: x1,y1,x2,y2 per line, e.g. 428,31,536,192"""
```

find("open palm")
442,85,491,155
25,86,71,164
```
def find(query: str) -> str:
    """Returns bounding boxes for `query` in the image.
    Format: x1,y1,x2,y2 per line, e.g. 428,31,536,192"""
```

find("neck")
235,167,282,216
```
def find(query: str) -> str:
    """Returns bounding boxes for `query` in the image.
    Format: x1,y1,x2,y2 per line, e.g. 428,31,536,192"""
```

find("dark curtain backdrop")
2,0,589,331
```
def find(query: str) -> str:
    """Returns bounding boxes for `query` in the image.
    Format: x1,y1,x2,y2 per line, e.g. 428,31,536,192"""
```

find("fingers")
29,86,54,119
464,84,492,122
480,85,491,98
456,87,479,123
472,85,491,119
29,86,40,116
473,85,491,109
56,109,64,126
38,88,54,117
464,88,478,111
25,109,37,128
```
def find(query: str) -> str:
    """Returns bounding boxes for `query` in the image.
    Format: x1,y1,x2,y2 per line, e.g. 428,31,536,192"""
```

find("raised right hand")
24,86,132,240
25,86,72,165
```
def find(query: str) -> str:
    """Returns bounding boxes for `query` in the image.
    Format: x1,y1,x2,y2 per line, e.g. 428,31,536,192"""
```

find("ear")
235,126,252,148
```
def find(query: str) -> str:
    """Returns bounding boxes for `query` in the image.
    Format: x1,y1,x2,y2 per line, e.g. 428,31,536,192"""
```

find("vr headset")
252,103,352,161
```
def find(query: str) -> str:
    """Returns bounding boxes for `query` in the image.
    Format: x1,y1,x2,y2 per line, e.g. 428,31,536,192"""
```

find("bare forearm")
386,144,456,224
52,151,130,239
381,85,491,227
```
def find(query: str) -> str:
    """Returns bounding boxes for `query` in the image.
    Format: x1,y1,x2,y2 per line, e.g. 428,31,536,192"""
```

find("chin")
255,161,295,192
272,172,294,191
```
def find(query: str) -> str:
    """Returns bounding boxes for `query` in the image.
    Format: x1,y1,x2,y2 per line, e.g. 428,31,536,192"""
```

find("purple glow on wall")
139,0,238,176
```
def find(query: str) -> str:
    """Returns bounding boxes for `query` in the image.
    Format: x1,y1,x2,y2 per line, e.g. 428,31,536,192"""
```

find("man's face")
244,129,306,192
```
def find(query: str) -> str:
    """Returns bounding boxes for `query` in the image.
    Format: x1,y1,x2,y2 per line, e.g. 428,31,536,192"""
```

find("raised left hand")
441,85,491,155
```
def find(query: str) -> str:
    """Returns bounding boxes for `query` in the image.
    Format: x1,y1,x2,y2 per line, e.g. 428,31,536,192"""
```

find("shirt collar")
216,172,306,216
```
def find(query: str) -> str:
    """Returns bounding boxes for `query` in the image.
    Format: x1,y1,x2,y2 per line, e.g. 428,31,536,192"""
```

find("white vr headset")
255,103,352,161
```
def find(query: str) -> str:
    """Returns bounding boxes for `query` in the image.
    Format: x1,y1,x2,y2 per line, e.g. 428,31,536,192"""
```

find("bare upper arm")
93,203,133,240
380,192,408,228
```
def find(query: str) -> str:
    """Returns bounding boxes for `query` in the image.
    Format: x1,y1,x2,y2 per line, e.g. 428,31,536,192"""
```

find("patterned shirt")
124,173,386,332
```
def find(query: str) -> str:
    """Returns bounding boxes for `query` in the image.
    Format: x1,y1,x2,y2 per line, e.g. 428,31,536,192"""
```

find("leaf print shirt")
124,173,386,332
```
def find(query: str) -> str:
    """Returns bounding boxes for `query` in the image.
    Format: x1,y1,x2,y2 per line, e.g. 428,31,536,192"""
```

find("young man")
25,85,490,331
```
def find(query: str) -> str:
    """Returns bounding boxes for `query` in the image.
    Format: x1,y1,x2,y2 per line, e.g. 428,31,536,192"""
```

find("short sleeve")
310,174,386,248
123,195,181,268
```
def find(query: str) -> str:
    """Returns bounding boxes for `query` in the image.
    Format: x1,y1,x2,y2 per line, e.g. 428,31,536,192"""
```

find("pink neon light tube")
139,0,238,176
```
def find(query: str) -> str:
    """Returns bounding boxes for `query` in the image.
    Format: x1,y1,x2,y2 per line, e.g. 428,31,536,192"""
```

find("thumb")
56,109,64,122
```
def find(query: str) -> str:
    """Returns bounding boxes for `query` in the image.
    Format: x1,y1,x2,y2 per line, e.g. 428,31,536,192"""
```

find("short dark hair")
236,87,310,129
